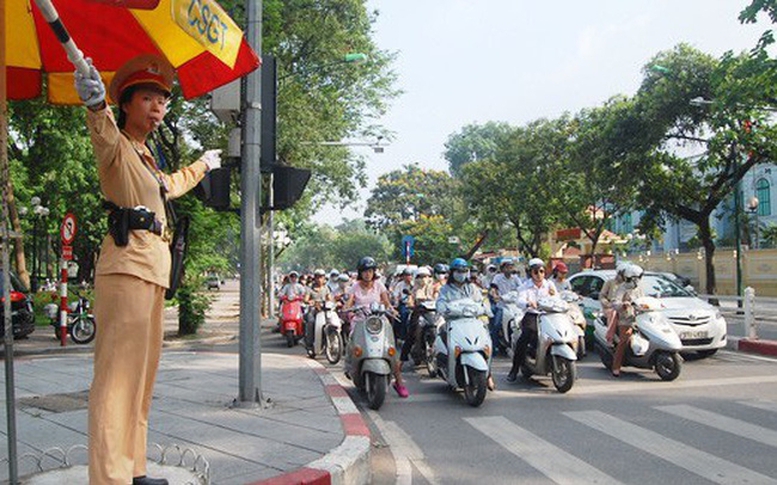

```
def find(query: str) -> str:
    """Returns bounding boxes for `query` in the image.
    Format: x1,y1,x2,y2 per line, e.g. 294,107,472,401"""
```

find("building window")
756,178,771,216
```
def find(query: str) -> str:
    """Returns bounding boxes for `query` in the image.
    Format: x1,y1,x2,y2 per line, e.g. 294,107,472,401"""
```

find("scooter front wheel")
462,366,487,407
71,316,96,345
285,330,295,348
551,355,576,393
365,372,387,410
325,328,342,365
654,351,681,381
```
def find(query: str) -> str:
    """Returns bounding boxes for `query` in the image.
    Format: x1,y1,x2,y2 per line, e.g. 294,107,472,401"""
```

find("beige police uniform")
86,63,208,484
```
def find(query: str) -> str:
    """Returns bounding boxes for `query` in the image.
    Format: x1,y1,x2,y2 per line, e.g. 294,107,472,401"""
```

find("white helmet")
416,266,431,277
616,262,629,276
528,258,545,269
623,263,643,280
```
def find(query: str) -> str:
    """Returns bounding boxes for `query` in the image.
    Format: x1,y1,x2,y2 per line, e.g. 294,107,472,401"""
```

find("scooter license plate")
681,330,708,339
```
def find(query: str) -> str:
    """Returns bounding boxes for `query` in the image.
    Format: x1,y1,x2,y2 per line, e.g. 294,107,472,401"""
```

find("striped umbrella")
6,0,260,104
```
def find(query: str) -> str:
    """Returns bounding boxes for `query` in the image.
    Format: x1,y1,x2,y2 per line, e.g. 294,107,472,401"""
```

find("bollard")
744,286,756,339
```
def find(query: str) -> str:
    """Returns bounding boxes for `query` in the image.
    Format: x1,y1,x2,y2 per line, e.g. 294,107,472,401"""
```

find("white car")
568,270,727,357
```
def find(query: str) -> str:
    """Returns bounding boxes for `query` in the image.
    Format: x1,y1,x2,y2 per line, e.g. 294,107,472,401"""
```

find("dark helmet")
450,258,469,271
433,263,449,275
357,256,377,273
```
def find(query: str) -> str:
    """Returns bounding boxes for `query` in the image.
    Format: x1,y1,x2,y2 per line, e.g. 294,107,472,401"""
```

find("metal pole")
735,180,743,308
268,172,274,319
32,217,37,293
238,0,263,405
1,0,20,472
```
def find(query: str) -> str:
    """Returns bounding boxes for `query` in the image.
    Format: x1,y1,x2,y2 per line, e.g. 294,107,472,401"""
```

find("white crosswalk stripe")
656,404,777,447
565,410,777,485
739,399,777,413
465,416,624,485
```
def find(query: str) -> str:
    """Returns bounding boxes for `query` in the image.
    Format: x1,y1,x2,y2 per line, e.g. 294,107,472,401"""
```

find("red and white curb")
253,359,371,485
728,336,777,358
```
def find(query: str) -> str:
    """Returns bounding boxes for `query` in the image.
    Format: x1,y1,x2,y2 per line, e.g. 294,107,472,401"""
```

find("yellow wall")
625,248,777,296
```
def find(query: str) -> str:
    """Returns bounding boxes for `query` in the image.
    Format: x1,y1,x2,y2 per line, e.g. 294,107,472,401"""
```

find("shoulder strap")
125,134,177,227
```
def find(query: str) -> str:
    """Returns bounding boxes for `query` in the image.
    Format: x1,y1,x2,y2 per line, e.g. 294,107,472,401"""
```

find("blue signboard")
401,235,415,259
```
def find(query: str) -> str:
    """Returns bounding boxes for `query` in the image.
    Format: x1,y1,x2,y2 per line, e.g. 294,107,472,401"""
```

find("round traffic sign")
61,213,77,245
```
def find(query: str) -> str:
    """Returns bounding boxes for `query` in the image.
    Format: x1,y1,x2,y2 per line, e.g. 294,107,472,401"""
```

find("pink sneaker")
393,382,409,398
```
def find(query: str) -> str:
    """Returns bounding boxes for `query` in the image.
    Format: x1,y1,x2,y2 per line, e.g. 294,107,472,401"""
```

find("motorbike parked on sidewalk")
344,304,398,410
45,295,96,345
515,296,578,393
433,299,492,407
593,296,683,381
307,300,344,364
413,300,446,378
280,295,305,348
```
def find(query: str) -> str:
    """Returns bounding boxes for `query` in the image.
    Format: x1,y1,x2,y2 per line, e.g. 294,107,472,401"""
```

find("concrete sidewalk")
0,351,370,484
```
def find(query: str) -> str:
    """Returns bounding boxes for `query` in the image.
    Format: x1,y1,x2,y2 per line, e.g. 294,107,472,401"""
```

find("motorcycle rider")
344,257,409,398
400,266,436,367
327,269,341,295
489,258,523,355
304,269,332,350
391,267,415,341
437,258,496,391
600,262,628,343
480,264,497,289
432,263,449,293
550,262,572,293
611,263,645,377
277,271,307,327
506,258,557,382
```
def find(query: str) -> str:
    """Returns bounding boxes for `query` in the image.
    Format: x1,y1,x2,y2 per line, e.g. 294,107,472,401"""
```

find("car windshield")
640,275,691,298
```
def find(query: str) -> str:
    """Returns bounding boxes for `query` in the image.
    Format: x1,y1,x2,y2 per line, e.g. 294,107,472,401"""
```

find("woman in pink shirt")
345,257,409,398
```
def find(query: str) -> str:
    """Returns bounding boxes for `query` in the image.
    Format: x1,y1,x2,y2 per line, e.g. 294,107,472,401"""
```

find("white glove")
201,149,222,171
74,58,106,108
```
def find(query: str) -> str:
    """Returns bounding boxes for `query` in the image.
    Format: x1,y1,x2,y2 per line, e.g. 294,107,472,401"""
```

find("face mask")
453,271,469,283
436,274,446,281
625,278,638,289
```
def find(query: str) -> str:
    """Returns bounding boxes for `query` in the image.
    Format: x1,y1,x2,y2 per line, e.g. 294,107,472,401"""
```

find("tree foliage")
443,121,513,177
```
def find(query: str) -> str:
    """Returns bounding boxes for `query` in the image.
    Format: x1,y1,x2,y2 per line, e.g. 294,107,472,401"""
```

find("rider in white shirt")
489,258,523,355
507,258,556,382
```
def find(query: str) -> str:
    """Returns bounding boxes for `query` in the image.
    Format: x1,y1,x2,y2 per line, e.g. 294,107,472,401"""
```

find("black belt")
104,200,165,246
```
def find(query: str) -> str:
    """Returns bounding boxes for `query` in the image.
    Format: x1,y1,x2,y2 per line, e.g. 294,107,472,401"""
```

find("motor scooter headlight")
366,317,383,334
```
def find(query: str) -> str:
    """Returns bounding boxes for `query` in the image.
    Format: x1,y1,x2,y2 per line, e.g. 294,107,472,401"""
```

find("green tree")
365,163,458,229
628,44,777,294
460,123,559,258
443,121,513,177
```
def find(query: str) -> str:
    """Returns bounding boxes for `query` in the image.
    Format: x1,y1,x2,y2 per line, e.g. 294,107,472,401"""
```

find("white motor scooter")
416,300,446,377
515,297,579,393
559,290,588,359
593,296,683,381
433,299,492,407
499,291,524,357
345,304,398,410
306,300,344,364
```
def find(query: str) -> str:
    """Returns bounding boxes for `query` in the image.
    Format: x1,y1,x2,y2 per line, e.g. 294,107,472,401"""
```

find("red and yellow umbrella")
6,0,260,104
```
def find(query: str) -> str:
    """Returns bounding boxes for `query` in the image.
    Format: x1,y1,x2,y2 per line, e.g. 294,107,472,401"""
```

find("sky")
312,0,768,225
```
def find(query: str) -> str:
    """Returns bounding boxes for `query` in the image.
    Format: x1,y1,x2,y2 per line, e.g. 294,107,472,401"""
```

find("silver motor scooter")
416,300,446,377
306,300,344,364
515,296,579,393
593,296,683,381
433,299,492,407
345,303,398,410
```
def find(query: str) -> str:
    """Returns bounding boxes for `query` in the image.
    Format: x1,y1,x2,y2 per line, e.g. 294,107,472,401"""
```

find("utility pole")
238,0,263,405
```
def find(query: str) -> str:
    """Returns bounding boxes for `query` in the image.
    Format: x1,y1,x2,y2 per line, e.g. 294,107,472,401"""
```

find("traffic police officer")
75,55,221,485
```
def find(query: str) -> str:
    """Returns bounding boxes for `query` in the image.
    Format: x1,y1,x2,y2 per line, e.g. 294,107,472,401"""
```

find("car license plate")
681,330,708,339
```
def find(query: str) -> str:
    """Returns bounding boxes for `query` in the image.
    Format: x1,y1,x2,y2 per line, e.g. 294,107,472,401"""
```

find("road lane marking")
656,404,777,448
464,416,623,485
565,410,777,485
739,400,777,413
367,410,440,485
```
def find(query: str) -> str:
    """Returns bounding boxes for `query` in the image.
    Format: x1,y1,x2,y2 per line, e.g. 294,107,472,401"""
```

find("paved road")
322,349,777,485
181,281,777,484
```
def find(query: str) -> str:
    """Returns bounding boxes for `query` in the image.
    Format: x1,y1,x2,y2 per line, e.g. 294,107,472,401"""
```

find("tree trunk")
698,219,716,295
5,178,30,288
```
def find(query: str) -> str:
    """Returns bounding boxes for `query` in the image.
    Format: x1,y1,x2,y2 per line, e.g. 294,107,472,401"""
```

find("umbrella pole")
1,0,20,482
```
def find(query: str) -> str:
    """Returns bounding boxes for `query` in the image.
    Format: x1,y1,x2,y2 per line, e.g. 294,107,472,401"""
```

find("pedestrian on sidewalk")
76,54,221,485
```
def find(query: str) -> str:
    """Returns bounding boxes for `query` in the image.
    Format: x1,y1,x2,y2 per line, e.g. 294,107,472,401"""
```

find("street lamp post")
748,196,760,250
19,197,49,292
